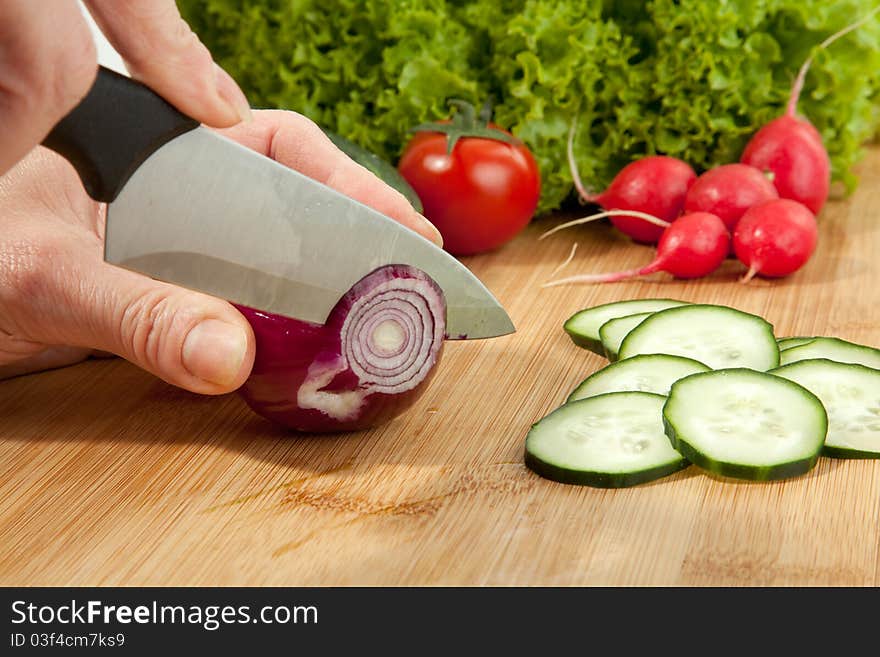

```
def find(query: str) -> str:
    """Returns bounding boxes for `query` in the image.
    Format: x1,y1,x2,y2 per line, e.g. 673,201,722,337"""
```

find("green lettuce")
631,0,880,192
179,0,880,214
181,0,491,162
485,0,653,211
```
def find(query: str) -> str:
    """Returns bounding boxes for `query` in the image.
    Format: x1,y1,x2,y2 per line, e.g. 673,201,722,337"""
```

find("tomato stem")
409,99,519,154
477,98,494,124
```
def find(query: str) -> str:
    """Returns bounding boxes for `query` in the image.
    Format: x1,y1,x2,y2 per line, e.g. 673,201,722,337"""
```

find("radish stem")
567,117,593,203
543,212,729,287
539,210,671,241
787,6,880,117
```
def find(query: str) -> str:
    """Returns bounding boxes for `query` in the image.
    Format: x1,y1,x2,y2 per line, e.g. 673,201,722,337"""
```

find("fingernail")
417,214,444,247
213,63,252,124
182,319,248,386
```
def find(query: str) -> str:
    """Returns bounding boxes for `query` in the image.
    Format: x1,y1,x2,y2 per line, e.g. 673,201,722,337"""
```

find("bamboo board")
1,150,879,587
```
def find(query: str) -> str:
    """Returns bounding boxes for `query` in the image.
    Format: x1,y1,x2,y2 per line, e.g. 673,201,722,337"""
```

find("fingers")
0,345,94,380
0,0,98,175
84,0,251,127
92,268,255,394
216,110,443,246
3,242,256,394
0,192,255,394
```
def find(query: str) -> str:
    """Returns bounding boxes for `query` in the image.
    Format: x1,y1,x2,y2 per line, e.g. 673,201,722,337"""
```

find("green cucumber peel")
324,129,423,213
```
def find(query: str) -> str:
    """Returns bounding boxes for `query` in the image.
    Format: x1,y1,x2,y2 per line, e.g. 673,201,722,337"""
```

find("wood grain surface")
1,150,879,587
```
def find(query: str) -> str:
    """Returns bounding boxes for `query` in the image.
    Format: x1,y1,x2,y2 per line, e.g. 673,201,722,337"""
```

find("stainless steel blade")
105,127,514,339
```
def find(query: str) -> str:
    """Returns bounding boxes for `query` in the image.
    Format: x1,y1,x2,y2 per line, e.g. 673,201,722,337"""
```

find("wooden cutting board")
2,150,879,587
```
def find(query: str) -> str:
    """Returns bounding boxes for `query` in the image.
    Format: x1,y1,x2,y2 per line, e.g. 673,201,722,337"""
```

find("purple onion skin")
234,265,446,432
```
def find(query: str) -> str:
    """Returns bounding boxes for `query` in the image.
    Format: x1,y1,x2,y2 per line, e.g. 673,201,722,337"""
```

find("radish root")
548,242,579,279
740,264,760,284
538,210,671,241
787,6,880,117
542,263,659,288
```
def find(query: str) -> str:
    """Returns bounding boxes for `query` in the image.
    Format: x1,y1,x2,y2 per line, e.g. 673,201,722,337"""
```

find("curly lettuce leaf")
182,0,490,162
484,0,653,213
640,0,880,191
179,0,880,214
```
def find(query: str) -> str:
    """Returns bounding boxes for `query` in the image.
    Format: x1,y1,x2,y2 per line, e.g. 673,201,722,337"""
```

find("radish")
541,211,729,286
733,199,818,282
740,8,880,214
684,163,779,233
234,265,446,432
568,120,697,244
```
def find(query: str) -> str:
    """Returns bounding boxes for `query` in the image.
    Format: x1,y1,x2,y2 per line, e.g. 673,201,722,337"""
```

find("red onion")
234,265,446,432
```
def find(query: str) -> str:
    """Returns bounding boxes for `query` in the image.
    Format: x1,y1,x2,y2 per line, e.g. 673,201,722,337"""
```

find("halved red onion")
234,265,446,432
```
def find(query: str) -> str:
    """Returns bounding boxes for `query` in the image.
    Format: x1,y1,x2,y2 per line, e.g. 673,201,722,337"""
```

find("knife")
41,66,514,340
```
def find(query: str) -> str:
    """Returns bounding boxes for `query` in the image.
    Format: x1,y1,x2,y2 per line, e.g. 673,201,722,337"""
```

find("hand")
0,110,441,392
0,0,252,176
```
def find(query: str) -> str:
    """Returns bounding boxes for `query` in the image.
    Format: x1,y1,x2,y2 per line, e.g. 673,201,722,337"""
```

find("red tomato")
398,124,540,256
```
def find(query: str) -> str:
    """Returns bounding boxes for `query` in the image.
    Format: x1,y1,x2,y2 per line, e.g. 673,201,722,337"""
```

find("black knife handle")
41,66,199,203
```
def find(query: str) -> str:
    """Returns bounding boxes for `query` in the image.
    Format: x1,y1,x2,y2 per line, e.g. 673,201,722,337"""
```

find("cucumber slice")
772,359,880,459
567,354,710,402
777,336,815,351
663,369,827,481
618,304,779,371
778,337,880,369
599,312,653,361
525,392,688,488
564,299,689,354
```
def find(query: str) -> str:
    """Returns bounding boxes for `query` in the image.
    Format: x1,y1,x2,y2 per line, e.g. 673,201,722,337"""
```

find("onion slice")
235,265,446,432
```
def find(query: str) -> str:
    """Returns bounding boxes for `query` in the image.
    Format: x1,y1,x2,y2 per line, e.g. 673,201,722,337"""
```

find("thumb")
6,229,255,394
91,265,257,394
83,0,251,128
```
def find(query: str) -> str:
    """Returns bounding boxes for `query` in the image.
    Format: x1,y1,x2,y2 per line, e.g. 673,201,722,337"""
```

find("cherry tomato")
398,115,540,256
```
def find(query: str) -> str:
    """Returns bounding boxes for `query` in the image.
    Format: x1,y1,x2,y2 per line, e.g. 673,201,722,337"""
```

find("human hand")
0,0,252,176
0,110,440,391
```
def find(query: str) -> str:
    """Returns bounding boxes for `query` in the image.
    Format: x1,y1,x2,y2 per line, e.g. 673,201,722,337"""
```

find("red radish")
740,116,829,215
684,163,779,233
733,199,818,282
541,211,729,286
234,265,445,432
568,120,696,244
740,8,880,214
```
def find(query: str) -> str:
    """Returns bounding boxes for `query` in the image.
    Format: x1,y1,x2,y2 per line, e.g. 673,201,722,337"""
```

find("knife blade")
42,67,514,340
